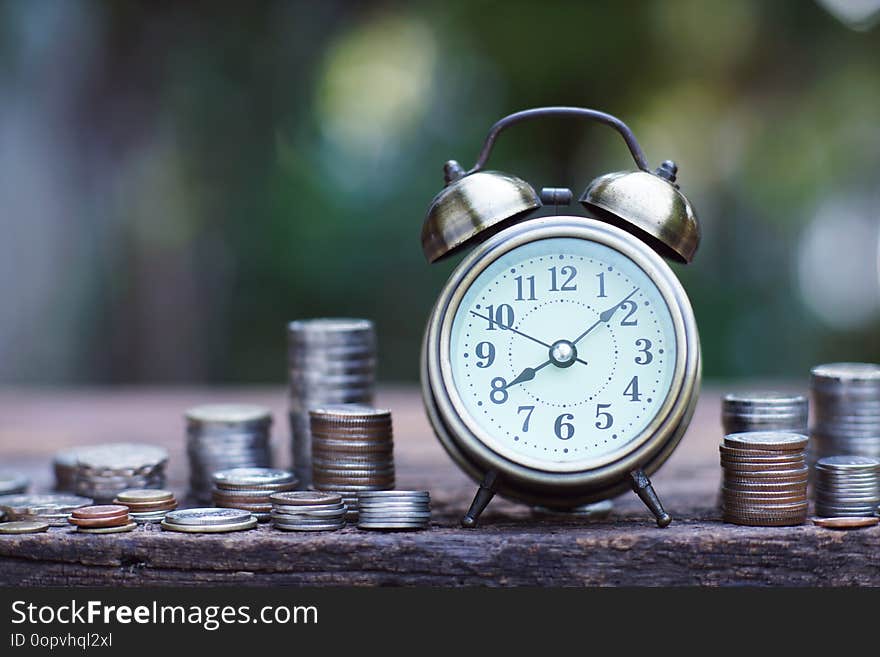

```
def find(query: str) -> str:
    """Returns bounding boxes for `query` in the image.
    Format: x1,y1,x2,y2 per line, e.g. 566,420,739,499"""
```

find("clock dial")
447,236,677,472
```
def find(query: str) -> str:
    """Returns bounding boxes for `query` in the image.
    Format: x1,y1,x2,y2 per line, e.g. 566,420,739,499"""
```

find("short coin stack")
69,505,136,534
288,318,377,488
212,468,298,522
814,455,880,518
113,489,178,524
357,491,431,531
720,432,809,526
74,443,169,503
310,404,394,518
722,391,808,435
0,494,93,526
0,473,29,496
161,508,257,534
811,363,880,463
186,404,274,503
269,491,346,531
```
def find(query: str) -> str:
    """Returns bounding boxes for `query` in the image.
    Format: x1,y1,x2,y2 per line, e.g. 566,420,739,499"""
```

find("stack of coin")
814,455,880,517
53,447,83,492
357,491,431,530
186,404,274,502
212,468,298,522
811,363,880,463
288,318,377,487
310,404,394,518
0,473,29,496
69,504,136,534
720,432,809,526
74,443,168,503
269,491,346,531
0,494,93,526
160,508,257,534
113,489,178,523
722,392,808,435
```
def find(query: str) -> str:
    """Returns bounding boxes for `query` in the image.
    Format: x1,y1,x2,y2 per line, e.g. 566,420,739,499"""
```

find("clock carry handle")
465,106,651,176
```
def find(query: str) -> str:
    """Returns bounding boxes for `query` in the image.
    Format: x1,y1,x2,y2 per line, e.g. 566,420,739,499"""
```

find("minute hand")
571,288,639,345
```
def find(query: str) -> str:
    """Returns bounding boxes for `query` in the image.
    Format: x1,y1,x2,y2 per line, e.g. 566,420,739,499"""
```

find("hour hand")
505,361,551,389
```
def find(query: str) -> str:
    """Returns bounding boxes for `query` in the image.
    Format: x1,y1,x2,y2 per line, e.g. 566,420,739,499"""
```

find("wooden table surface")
0,384,875,587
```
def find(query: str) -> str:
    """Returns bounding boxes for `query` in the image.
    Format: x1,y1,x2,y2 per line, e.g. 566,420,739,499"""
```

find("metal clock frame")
423,215,701,527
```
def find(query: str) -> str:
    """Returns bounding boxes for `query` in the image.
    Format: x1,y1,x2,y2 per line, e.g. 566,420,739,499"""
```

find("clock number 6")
554,413,575,440
489,377,508,404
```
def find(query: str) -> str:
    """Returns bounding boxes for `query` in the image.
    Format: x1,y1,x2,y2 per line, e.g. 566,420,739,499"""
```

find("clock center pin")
549,340,578,368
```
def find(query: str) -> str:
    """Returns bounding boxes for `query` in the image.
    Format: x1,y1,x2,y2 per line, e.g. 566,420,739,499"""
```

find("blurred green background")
1,0,879,385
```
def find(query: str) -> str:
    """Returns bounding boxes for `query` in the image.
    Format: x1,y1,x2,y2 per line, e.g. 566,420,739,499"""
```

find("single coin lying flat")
811,516,879,529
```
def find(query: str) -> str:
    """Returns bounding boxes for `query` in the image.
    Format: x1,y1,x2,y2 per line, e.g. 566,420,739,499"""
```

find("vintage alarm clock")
420,107,701,528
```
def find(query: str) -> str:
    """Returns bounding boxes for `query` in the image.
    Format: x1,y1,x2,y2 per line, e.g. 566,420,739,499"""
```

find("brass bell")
421,106,700,265
420,161,541,263
580,160,700,264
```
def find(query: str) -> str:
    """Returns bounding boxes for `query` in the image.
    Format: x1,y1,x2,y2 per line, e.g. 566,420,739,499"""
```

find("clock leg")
629,469,672,528
461,470,499,528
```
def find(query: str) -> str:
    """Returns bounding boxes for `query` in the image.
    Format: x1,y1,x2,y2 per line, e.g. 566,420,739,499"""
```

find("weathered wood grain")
1,384,867,587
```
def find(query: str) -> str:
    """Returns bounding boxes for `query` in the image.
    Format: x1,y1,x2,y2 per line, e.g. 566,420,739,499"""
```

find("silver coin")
185,404,272,426
75,444,168,469
357,521,429,530
270,507,348,519
213,470,294,486
0,473,29,495
161,517,258,533
272,503,347,515
271,516,346,527
272,522,344,532
816,455,880,470
0,494,93,515
164,508,253,526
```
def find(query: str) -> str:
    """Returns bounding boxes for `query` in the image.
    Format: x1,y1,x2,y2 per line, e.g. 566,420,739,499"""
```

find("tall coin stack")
211,467,298,521
287,319,377,488
814,456,880,517
720,432,809,526
186,404,273,503
722,392,809,435
74,444,169,503
310,404,394,517
811,363,880,463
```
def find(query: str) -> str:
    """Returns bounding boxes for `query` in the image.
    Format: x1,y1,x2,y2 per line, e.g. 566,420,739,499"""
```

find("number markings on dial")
453,244,673,465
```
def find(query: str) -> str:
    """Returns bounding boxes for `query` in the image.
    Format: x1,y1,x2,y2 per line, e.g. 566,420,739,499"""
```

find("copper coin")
71,505,130,520
812,516,879,529
68,514,131,528
113,499,178,513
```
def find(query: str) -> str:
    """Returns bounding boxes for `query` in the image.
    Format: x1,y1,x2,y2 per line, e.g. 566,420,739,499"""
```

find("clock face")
446,236,678,472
